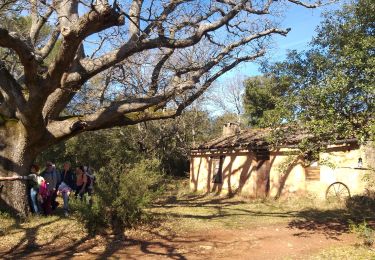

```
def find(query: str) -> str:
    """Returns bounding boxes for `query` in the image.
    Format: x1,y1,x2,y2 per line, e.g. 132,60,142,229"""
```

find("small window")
305,165,320,181
212,156,224,183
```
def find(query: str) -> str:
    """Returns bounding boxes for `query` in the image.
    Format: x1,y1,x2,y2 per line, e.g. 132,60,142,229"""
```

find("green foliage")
135,110,211,176
346,195,375,220
70,195,106,235
244,0,374,146
44,40,62,66
98,158,164,228
71,158,165,234
349,220,374,247
275,155,300,175
0,11,55,71
243,76,292,127
318,158,337,170
210,112,243,138
38,126,150,171
363,171,375,191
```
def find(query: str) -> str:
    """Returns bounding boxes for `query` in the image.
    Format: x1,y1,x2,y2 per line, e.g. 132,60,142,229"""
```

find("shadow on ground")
0,208,197,259
1,194,374,259
154,194,375,240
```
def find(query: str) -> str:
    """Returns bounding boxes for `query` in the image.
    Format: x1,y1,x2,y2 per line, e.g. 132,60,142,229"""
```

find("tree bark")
0,121,38,217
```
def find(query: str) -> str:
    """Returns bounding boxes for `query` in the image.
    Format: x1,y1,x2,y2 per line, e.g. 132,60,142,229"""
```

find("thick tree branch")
42,87,76,120
0,28,40,87
45,2,125,92
42,3,290,122
47,94,171,138
0,92,15,118
4,1,326,128
35,28,60,60
63,0,248,86
149,49,174,96
29,0,54,46
0,62,27,120
128,0,143,39
46,26,279,121
47,47,265,141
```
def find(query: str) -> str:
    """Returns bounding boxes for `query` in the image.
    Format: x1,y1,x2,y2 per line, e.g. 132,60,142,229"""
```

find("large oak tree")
0,0,324,216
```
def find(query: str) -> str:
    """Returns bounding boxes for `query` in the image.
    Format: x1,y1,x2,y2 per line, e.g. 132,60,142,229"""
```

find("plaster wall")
190,151,259,196
190,144,372,199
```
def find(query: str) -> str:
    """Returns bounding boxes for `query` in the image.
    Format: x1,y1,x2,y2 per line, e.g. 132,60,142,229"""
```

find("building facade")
190,123,374,199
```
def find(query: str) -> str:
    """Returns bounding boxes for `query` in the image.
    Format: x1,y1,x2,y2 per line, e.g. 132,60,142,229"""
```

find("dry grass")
308,245,375,260
149,183,349,233
0,210,87,251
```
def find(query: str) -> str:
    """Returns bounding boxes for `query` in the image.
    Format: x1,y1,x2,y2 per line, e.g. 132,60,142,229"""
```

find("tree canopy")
243,0,374,144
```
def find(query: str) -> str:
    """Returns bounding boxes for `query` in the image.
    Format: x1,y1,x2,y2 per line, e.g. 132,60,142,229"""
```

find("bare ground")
0,221,360,259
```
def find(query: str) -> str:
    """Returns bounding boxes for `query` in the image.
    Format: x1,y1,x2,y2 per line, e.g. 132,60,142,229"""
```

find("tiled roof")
193,127,312,150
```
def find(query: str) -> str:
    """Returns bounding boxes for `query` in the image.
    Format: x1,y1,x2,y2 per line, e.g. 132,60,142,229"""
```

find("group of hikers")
0,161,95,216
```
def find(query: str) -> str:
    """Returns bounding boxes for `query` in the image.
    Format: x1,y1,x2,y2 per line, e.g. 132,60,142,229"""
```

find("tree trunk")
0,121,38,217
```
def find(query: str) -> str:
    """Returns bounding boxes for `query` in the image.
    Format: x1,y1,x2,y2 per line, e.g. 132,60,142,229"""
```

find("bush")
346,195,375,248
349,220,374,247
70,195,106,235
71,158,165,235
346,195,375,220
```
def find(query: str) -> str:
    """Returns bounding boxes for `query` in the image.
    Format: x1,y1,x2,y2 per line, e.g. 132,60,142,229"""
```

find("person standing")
0,164,44,214
84,166,95,206
41,162,58,215
75,166,87,199
58,162,75,216
51,164,61,211
28,164,43,214
83,166,95,196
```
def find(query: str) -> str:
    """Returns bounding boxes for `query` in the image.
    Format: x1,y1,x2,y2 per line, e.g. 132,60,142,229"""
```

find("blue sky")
223,2,345,79
206,2,346,116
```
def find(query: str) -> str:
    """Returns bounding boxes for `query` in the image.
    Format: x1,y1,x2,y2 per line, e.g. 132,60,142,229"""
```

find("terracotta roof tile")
193,126,311,150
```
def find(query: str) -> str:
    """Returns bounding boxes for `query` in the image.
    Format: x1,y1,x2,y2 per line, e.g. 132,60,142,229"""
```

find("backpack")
39,179,49,199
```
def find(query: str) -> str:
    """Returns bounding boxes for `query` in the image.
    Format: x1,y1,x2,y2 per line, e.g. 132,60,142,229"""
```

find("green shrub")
346,195,375,220
70,195,106,235
349,220,374,247
71,158,165,235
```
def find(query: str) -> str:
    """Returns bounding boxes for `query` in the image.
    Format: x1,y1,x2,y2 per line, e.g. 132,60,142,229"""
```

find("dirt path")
105,223,356,260
0,221,358,259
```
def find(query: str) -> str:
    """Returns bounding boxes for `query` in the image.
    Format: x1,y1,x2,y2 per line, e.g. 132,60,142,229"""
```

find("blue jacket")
41,170,58,191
